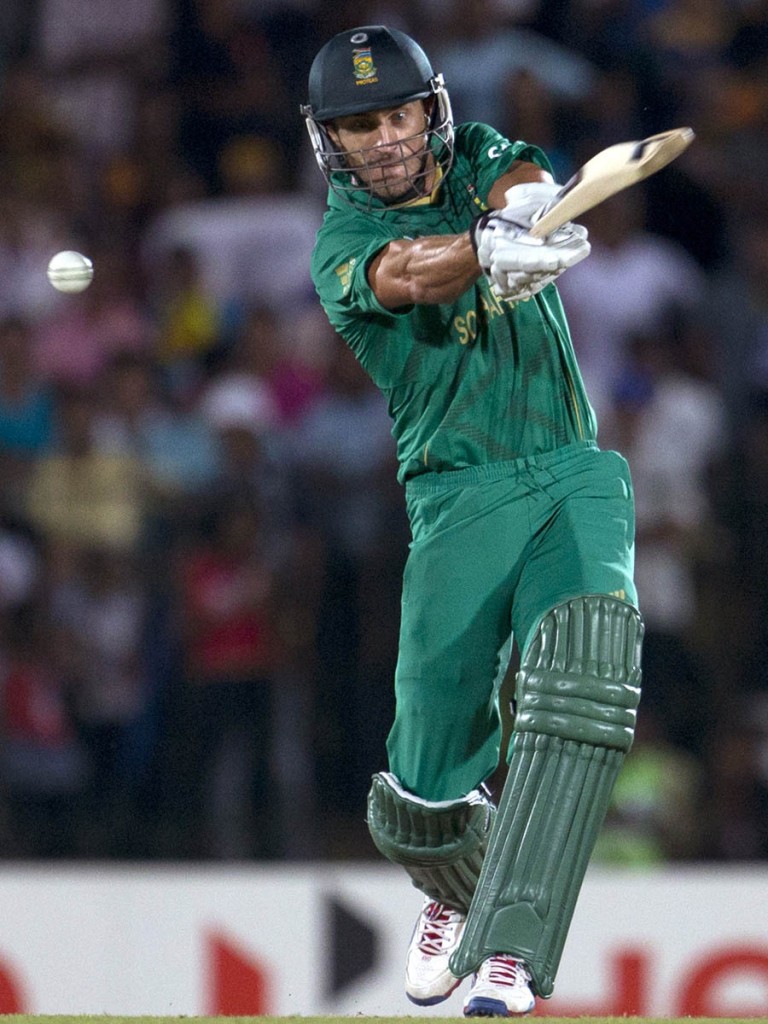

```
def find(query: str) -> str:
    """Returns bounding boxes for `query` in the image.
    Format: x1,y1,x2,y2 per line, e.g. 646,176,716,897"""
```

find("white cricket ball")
46,250,94,293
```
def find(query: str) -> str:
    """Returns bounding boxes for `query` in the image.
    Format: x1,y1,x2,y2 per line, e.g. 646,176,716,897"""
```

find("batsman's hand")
499,181,563,228
471,182,590,300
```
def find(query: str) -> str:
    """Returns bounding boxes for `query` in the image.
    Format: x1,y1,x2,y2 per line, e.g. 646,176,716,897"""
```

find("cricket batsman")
302,25,643,1017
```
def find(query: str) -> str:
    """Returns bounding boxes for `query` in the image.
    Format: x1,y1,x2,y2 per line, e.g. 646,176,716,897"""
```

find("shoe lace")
483,955,531,987
417,900,463,955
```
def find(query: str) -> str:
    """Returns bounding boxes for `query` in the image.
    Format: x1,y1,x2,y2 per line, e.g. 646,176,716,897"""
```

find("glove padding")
487,222,590,300
497,181,563,229
471,182,590,301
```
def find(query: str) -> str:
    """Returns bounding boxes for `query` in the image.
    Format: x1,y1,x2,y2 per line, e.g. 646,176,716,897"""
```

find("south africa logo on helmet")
351,32,378,86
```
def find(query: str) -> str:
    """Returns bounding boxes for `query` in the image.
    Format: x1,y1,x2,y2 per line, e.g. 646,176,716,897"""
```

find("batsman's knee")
516,594,643,751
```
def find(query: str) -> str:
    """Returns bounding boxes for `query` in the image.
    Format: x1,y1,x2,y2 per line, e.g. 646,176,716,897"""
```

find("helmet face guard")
303,78,454,209
301,26,455,210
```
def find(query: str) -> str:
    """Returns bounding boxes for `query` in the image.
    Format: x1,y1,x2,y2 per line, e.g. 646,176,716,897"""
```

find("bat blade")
527,126,695,239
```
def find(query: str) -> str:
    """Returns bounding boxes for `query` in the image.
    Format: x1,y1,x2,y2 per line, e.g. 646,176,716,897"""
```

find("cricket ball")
47,250,94,293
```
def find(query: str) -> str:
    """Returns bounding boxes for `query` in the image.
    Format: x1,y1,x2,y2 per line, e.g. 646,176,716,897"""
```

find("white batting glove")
491,222,589,299
471,181,562,272
499,181,563,228
499,268,561,303
471,208,590,300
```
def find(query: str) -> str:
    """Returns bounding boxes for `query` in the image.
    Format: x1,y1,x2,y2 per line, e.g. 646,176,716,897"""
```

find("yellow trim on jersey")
394,164,444,207
564,369,585,440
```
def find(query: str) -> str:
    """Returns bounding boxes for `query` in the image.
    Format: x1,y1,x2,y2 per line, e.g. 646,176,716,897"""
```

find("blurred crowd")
0,0,766,864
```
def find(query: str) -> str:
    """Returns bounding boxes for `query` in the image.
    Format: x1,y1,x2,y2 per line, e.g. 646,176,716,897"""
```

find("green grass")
0,1017,765,1024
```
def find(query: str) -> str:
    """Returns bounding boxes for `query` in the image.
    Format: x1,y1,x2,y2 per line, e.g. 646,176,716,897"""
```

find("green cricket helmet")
301,25,454,208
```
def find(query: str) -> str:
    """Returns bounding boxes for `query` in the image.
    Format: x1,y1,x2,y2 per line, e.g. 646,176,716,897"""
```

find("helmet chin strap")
380,148,434,205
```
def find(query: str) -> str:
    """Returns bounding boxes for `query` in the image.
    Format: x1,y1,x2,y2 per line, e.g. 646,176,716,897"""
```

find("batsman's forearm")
368,233,481,308
488,161,553,208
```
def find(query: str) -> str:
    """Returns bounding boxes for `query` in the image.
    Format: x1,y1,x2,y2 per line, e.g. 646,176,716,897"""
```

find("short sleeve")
457,122,554,205
311,212,412,332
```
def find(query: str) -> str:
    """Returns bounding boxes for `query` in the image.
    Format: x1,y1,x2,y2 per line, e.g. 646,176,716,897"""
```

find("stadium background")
0,0,766,1015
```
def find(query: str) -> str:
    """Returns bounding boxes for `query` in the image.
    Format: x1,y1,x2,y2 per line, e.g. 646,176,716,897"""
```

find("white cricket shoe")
463,955,536,1017
405,897,466,1005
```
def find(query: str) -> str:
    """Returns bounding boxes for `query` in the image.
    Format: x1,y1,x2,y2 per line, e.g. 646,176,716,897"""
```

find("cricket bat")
527,126,695,239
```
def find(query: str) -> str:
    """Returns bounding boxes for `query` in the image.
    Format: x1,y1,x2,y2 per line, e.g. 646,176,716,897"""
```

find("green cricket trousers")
387,440,638,802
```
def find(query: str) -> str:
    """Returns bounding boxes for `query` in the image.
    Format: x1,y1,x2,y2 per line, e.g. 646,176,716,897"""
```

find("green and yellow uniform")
313,123,596,480
311,123,637,803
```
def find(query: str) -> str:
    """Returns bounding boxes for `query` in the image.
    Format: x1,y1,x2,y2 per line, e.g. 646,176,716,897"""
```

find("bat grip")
528,177,579,239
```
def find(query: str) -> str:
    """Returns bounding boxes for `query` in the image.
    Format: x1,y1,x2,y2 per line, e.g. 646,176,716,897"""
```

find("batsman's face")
331,99,434,202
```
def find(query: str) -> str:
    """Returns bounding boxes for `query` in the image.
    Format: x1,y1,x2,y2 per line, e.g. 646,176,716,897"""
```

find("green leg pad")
367,772,496,913
450,596,643,996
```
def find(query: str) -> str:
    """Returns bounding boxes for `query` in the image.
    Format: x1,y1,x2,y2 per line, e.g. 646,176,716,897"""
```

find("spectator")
701,214,768,434
152,245,225,395
199,368,323,857
208,304,327,429
197,368,299,578
430,0,596,131
706,707,768,860
34,0,168,155
0,600,89,857
199,373,280,486
168,0,295,192
600,323,727,758
25,385,145,555
557,186,705,421
141,188,322,314
594,709,706,866
48,546,149,856
0,58,77,210
0,191,71,323
0,316,55,516
167,498,286,859
0,517,40,612
644,0,738,78
498,69,577,184
94,351,221,521
293,336,408,823
720,392,768,705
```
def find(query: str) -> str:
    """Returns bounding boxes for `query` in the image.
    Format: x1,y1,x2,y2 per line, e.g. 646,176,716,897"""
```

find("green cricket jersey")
311,122,597,483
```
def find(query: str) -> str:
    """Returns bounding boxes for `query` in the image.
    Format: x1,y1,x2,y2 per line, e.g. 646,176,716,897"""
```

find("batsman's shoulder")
313,207,391,265
456,121,552,177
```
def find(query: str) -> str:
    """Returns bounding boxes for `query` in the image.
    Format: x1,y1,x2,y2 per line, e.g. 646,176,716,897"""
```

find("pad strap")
450,596,643,995
367,772,495,912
